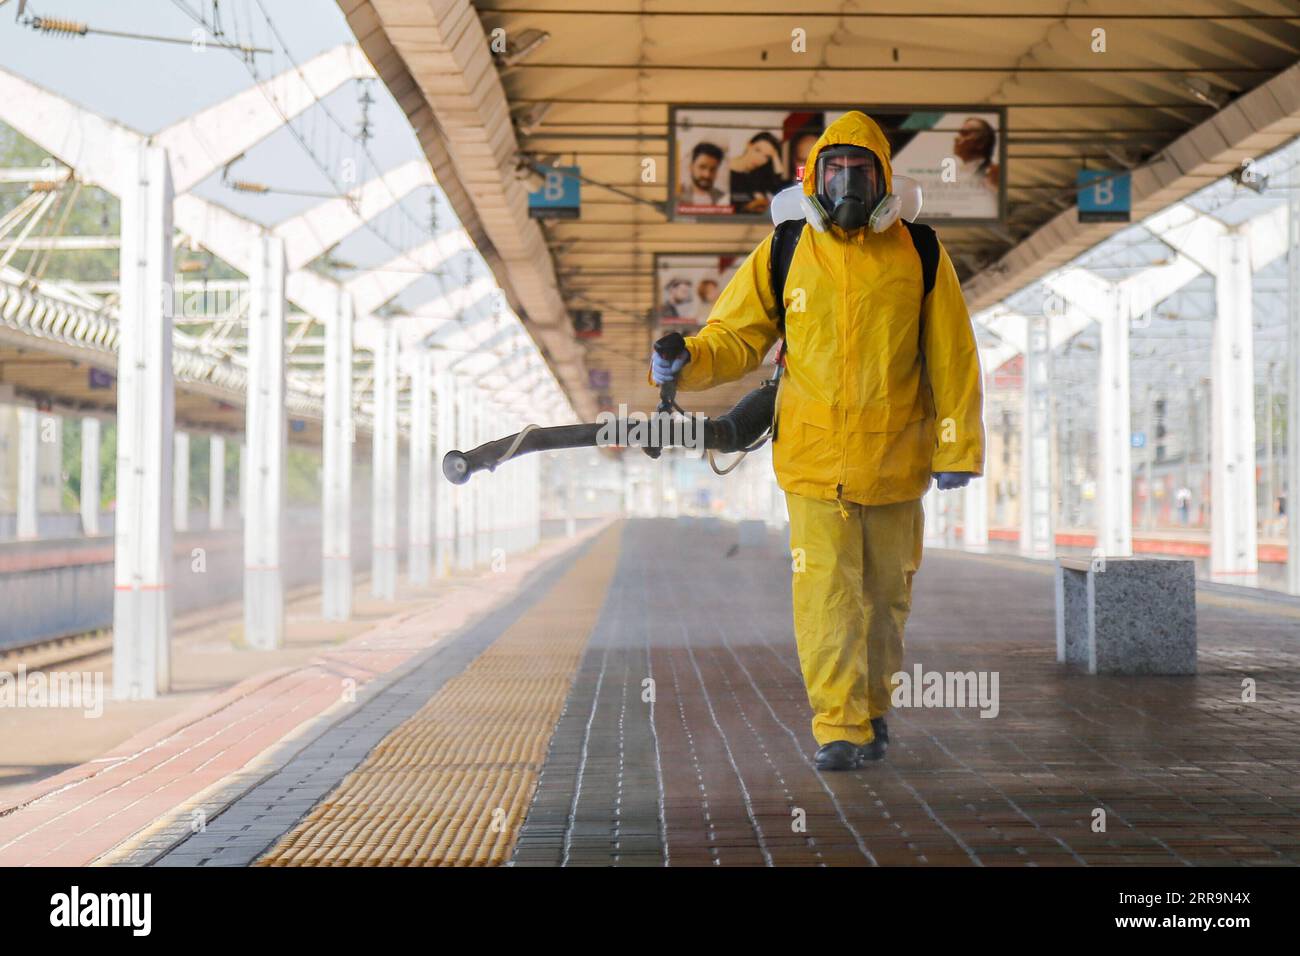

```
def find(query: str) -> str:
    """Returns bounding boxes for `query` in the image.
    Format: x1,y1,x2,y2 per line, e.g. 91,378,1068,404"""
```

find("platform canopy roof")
341,0,1300,417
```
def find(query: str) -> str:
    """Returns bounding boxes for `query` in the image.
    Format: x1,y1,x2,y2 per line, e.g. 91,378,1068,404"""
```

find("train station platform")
8,518,1297,869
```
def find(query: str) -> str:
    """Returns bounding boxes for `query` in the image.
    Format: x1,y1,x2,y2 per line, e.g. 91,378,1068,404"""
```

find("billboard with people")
669,106,1005,224
651,253,743,338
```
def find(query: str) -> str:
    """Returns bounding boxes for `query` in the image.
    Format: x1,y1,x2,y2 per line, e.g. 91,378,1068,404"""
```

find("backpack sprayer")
441,332,778,486
441,173,926,487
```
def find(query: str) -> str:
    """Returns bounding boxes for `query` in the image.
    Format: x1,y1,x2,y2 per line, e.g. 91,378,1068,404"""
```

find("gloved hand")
934,472,973,491
650,348,689,385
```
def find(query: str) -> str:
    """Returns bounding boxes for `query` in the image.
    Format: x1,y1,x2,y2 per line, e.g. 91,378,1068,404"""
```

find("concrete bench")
1054,557,1197,675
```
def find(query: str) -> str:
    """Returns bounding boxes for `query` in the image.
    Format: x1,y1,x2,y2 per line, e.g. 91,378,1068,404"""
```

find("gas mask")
768,158,923,235
811,145,884,231
780,144,922,236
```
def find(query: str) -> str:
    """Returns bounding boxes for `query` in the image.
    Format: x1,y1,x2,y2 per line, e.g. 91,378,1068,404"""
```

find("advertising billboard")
669,106,1005,225
651,253,744,338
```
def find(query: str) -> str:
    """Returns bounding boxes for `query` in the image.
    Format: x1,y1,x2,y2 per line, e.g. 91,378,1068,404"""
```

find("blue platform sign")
1078,170,1131,223
1131,431,1146,449
528,166,580,219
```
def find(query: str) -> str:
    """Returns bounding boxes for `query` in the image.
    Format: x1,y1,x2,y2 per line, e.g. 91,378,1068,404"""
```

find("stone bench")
1054,557,1197,675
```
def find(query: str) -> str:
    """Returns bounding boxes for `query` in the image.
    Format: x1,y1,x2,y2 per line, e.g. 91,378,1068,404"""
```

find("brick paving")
514,519,1300,866
146,532,600,867
42,516,1300,868
0,528,604,867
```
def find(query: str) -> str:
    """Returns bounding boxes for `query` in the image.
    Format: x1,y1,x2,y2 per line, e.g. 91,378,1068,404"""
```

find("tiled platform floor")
148,518,1300,867
513,519,1300,866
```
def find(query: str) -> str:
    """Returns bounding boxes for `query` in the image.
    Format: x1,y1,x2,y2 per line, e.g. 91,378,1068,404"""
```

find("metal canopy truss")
972,126,1300,586
0,44,574,437
967,57,1300,313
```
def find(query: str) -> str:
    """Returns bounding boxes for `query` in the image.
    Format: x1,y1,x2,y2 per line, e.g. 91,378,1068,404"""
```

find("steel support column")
322,291,354,620
112,144,174,700
506,416,521,553
243,235,287,649
16,406,38,540
1097,290,1131,558
173,431,190,532
1289,163,1300,594
208,435,225,531
1212,230,1259,577
433,358,455,577
80,416,100,536
1021,312,1056,557
475,398,491,566
407,343,432,585
963,479,988,551
455,376,476,570
238,441,247,519
371,323,399,598
923,486,944,547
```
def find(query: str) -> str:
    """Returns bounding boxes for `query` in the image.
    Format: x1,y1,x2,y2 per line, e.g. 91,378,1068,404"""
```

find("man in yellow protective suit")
650,111,985,771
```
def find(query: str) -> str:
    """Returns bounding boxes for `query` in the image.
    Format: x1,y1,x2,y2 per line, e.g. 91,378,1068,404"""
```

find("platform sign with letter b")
1077,170,1131,223
528,166,580,219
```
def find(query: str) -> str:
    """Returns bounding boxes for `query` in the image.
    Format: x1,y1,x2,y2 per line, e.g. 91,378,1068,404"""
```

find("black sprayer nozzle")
653,331,686,360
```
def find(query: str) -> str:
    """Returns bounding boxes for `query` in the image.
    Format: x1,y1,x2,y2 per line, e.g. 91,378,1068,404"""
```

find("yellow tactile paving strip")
256,524,623,866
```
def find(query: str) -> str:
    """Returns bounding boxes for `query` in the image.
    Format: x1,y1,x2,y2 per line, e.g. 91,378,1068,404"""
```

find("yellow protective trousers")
786,491,925,747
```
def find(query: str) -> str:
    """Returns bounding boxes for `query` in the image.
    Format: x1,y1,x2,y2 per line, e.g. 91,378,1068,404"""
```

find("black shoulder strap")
902,219,940,300
769,218,803,331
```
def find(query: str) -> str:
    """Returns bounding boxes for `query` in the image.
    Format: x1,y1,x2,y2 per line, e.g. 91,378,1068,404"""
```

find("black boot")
814,740,863,771
860,717,889,761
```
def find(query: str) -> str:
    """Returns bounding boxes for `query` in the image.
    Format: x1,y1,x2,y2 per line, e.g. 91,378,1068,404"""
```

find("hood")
801,110,894,198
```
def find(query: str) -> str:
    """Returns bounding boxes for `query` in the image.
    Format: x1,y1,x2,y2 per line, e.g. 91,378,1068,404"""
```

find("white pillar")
1212,230,1259,577
1021,312,1055,557
475,398,491,566
16,407,38,540
238,441,247,518
322,291,354,619
493,407,508,557
1097,287,1132,557
208,434,225,531
653,456,665,519
371,323,399,598
173,431,190,532
922,485,943,546
407,343,432,585
962,478,988,551
533,454,542,547
455,375,476,570
112,143,174,700
243,234,287,649
433,359,455,577
512,427,525,551
509,419,524,552
80,416,101,536
1287,162,1300,594
486,404,501,561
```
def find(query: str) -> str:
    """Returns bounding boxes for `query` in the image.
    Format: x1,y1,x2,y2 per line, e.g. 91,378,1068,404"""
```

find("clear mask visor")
815,146,884,211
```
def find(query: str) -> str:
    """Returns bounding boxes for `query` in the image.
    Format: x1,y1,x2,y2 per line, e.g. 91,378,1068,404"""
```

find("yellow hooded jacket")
659,111,985,505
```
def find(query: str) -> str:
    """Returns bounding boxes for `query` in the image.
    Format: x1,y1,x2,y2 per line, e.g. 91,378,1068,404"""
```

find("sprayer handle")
653,331,686,361
652,331,686,414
